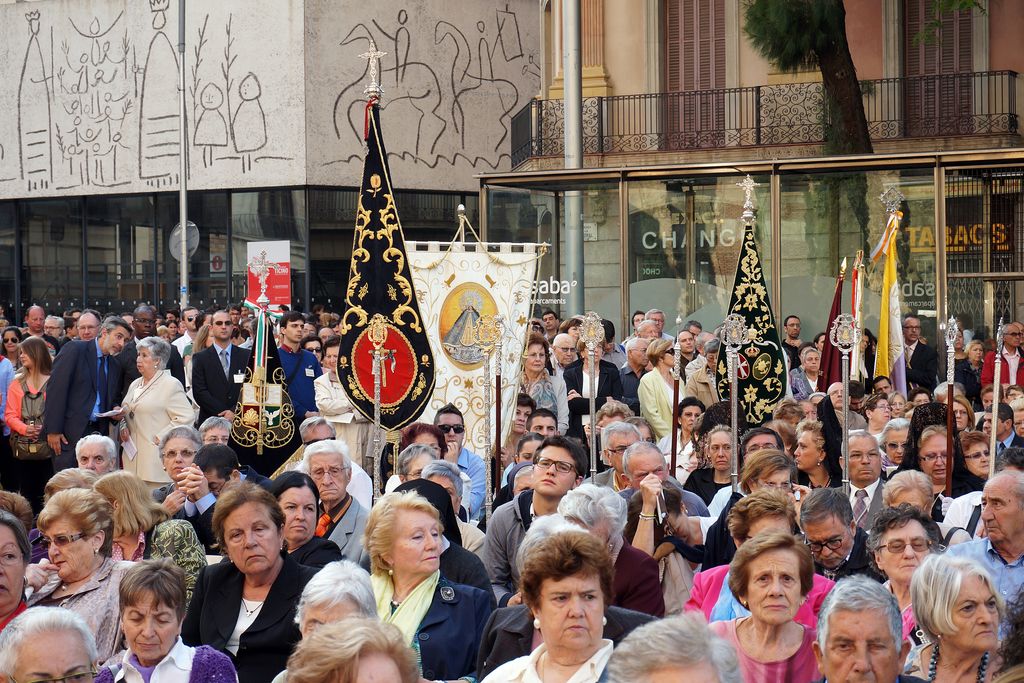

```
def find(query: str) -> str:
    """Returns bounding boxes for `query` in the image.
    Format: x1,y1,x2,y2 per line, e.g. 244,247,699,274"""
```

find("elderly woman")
864,393,892,437
789,346,822,401
520,333,570,435
708,532,820,683
558,484,665,617
0,607,99,682
482,530,615,683
960,429,991,481
686,490,834,629
685,339,721,409
269,471,343,569
638,338,677,441
880,417,910,471
606,612,742,683
93,471,207,601
906,553,1004,681
182,482,319,683
882,470,972,548
364,491,492,682
384,443,439,494
121,336,196,487
865,504,941,647
95,560,237,682
795,419,840,489
0,510,30,631
27,488,132,661
284,618,419,683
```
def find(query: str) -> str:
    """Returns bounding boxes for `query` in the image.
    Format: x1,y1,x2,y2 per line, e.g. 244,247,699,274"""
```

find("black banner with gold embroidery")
337,103,435,429
715,220,788,427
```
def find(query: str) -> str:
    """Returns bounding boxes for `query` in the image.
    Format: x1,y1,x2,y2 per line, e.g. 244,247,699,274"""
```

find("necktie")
221,348,230,378
853,489,869,529
97,355,109,411
998,441,1006,456
315,512,332,538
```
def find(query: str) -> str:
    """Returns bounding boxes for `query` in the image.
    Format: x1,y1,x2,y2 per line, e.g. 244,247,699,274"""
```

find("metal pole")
989,318,1004,478
482,348,493,516
841,351,850,494
944,316,958,497
177,0,189,311
562,0,584,315
670,332,681,476
371,349,383,500
729,349,739,492
580,312,604,479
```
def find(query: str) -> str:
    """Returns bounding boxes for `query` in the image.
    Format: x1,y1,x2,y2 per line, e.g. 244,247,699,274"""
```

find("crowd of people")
0,303,1022,683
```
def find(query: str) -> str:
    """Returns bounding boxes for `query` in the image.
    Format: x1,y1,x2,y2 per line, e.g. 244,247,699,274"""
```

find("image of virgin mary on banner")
336,101,435,430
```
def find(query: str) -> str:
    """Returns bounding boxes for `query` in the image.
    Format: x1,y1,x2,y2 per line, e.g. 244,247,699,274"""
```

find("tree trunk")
814,0,873,154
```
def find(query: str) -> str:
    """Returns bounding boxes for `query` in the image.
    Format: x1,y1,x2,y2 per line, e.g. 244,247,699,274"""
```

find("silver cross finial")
359,39,387,99
879,185,905,214
737,175,758,223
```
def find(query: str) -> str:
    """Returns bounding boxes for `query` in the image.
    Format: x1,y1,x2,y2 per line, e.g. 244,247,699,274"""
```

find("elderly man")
623,441,709,516
620,337,650,415
813,577,926,683
43,315,65,344
74,434,116,475
946,469,1024,613
848,431,884,529
981,320,1024,387
0,607,99,683
423,459,486,554
298,417,373,510
75,310,101,343
301,439,368,565
827,382,869,430
645,309,674,341
604,614,741,683
634,319,660,340
984,403,1024,453
590,422,640,491
945,447,1024,537
800,487,881,582
550,332,578,377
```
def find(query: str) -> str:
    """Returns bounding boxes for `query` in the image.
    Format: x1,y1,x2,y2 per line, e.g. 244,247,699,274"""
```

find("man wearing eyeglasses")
800,488,882,582
590,422,639,491
300,439,368,565
901,315,938,393
550,333,578,378
483,435,588,606
981,321,1024,388
0,607,99,683
191,310,251,425
116,305,186,402
847,431,885,530
434,403,485,518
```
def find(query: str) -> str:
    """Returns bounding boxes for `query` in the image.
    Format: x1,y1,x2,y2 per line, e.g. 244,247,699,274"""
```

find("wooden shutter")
664,0,725,148
902,0,972,135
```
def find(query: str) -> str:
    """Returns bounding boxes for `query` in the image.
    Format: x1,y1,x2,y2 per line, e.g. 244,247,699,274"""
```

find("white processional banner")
408,241,542,454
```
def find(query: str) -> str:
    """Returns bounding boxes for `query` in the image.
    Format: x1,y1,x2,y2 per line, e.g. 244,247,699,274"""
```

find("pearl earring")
602,616,607,626
388,568,394,576
533,618,540,629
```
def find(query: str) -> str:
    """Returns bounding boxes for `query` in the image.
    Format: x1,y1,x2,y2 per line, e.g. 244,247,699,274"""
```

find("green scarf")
372,570,440,646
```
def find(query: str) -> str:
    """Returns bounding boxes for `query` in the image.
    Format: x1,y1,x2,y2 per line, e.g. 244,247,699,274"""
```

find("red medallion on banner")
352,323,419,408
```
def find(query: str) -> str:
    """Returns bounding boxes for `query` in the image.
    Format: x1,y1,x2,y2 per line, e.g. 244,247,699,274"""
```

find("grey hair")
645,309,664,317
695,332,715,353
137,336,172,371
624,336,648,352
635,320,658,334
298,416,336,441
421,460,463,499
557,483,627,538
847,429,879,451
911,553,1006,641
299,440,352,472
75,434,116,462
934,381,964,398
396,444,437,477
514,514,588,574
0,607,98,675
817,576,902,651
800,345,820,361
44,315,64,329
513,464,535,485
799,487,854,528
622,440,662,477
703,337,721,354
294,560,375,626
602,421,640,444
880,418,910,445
159,425,202,453
199,415,233,436
606,613,742,683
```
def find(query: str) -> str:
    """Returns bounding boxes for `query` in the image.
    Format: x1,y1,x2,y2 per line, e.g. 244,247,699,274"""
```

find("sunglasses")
38,532,86,549
437,424,465,434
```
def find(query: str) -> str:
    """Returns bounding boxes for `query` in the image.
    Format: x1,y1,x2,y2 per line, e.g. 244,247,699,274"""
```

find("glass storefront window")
156,192,229,311
86,195,158,310
231,190,307,310
556,184,622,326
779,168,937,346
20,198,83,313
627,176,772,333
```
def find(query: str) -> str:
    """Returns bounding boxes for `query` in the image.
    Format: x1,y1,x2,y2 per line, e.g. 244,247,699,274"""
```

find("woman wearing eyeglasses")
27,488,133,661
959,430,991,481
863,393,892,437
866,504,941,648
520,333,569,435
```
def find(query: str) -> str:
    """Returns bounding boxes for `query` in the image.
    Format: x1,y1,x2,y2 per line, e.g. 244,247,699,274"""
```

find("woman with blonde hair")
284,618,418,683
637,338,677,440
93,471,206,601
794,419,839,489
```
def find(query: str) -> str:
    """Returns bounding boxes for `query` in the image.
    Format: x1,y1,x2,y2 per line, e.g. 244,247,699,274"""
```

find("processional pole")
830,314,860,495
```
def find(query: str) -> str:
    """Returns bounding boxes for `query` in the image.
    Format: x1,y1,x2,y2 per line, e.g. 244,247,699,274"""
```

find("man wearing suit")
562,342,623,442
302,439,368,565
192,309,251,425
588,421,639,492
848,432,885,530
116,304,186,401
902,316,938,393
44,316,132,469
986,402,1024,454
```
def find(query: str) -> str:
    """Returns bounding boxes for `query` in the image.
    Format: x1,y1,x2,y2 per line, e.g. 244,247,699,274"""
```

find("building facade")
483,0,1024,346
0,0,541,319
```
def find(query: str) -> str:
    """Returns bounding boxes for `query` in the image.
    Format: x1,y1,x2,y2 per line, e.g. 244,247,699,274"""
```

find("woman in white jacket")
314,336,371,462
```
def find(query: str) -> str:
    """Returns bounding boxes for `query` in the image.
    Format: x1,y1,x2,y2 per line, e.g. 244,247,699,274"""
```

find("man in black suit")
117,304,186,401
902,316,937,393
191,309,251,425
44,316,132,469
986,402,1024,453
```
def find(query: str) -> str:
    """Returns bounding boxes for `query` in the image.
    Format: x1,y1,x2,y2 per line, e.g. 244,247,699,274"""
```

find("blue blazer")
416,576,494,682
44,340,121,449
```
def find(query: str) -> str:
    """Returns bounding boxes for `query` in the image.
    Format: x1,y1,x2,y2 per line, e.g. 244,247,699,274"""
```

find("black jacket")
191,344,251,425
814,527,884,583
182,553,318,683
476,604,654,680
290,535,342,569
416,576,494,682
906,342,938,392
563,359,623,441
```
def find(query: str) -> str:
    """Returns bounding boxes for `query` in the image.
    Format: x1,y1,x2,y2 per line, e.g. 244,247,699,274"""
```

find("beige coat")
122,370,196,484
314,372,371,466
685,363,720,410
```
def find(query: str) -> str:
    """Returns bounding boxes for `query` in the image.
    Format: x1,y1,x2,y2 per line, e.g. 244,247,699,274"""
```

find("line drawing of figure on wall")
495,5,524,62
18,10,54,191
138,0,180,187
194,83,228,168
232,73,267,173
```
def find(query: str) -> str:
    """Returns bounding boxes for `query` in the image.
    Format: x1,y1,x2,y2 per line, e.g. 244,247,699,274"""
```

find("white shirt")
172,331,194,356
227,601,262,655
482,639,613,683
944,490,984,537
112,637,237,683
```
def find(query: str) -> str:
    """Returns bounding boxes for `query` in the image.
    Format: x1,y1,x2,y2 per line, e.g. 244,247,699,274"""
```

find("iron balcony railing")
511,70,1019,167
